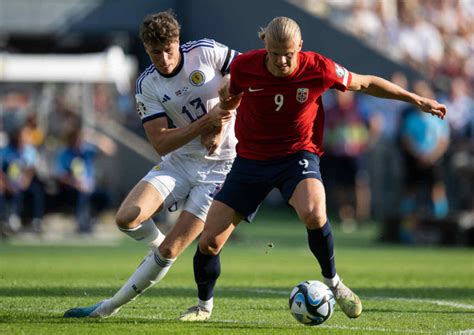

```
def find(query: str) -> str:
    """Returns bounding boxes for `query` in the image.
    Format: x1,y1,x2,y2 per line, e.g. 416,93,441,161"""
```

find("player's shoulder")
181,38,220,54
232,49,265,66
135,64,157,95
301,51,332,68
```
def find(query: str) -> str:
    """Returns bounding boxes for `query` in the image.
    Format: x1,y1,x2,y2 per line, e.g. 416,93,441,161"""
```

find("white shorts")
142,153,234,222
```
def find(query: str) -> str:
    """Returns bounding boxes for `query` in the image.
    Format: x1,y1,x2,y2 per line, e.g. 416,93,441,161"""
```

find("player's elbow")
155,146,169,157
151,139,169,157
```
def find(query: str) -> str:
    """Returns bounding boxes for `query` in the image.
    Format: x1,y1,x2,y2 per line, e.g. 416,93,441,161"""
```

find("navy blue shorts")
214,151,322,217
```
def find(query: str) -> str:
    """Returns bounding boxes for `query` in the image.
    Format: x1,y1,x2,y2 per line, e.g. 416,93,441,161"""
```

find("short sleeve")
201,39,239,76
320,55,352,92
135,74,167,124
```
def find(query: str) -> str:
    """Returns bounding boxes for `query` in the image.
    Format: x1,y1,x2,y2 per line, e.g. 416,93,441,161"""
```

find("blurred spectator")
399,81,450,225
358,72,407,220
442,77,474,141
54,116,116,234
441,77,474,212
300,0,474,92
1,89,31,134
0,123,45,234
322,90,370,229
24,112,45,148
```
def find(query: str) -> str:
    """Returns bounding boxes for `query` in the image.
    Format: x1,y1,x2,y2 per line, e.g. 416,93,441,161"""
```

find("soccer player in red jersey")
192,17,447,319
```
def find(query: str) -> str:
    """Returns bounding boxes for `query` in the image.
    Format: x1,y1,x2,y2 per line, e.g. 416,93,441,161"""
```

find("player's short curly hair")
258,16,301,43
140,9,181,45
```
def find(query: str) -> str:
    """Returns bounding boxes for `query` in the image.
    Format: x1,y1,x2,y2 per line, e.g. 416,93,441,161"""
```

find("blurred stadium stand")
1,0,472,245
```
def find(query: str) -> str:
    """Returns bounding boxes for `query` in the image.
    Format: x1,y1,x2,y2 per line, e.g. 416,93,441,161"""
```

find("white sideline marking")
224,287,474,310
370,297,474,310
453,330,474,335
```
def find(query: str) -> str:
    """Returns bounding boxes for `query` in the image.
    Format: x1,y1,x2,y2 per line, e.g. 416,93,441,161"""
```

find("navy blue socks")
193,246,221,300
307,222,336,279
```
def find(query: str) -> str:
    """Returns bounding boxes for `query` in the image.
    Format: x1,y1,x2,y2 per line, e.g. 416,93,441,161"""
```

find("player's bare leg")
64,210,205,318
290,178,362,319
115,181,166,249
180,200,243,321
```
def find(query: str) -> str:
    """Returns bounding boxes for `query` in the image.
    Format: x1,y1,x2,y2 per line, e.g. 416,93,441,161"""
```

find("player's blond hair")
258,17,301,43
140,9,180,45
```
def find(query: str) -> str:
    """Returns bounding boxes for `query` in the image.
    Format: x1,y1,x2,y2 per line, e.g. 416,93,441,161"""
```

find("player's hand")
419,98,447,119
201,126,222,155
207,103,233,127
218,80,243,110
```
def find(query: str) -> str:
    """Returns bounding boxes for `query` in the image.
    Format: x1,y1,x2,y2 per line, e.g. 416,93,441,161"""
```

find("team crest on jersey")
296,88,309,103
189,70,206,86
335,63,345,78
136,101,148,117
153,164,162,171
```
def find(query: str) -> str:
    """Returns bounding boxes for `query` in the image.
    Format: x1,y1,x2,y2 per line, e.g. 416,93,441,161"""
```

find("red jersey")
229,49,352,160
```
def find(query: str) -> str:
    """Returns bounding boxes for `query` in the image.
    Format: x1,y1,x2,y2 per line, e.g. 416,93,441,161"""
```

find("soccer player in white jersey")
64,10,238,321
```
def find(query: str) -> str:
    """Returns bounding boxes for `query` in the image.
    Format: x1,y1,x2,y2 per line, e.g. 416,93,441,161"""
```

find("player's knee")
198,238,220,256
115,206,142,229
298,207,327,229
158,241,179,259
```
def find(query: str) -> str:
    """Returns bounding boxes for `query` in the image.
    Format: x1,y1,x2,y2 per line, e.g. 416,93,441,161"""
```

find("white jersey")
135,39,239,161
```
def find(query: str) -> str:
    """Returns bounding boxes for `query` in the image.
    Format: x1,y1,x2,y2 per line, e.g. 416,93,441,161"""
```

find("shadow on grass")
3,315,290,330
1,286,473,301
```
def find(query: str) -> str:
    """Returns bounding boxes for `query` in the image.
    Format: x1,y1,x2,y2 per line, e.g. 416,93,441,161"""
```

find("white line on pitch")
221,287,474,310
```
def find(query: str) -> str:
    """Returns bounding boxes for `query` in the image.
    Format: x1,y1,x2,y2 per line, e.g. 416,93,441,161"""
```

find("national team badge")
335,63,345,78
189,70,205,86
296,88,309,103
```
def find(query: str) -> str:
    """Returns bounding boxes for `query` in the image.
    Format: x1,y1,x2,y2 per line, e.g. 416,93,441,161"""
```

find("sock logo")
132,284,142,294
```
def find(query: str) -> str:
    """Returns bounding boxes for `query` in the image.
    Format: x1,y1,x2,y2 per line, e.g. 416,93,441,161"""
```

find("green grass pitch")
1,207,473,334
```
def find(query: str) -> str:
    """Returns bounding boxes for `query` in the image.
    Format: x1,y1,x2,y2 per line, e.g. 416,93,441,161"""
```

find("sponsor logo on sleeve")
136,101,148,117
334,63,349,86
335,63,345,78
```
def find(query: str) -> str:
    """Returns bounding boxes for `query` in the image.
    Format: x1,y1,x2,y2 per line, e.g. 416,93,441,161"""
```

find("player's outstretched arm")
348,73,447,119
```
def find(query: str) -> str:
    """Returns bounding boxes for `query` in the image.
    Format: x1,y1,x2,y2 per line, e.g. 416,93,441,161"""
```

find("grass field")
1,207,473,334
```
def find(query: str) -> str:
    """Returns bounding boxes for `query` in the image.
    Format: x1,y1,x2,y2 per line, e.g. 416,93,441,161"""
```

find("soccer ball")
289,280,336,326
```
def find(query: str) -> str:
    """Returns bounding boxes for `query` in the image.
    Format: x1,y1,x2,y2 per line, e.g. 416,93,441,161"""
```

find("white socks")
102,250,175,313
323,273,341,288
119,218,165,250
198,297,214,312
94,219,171,316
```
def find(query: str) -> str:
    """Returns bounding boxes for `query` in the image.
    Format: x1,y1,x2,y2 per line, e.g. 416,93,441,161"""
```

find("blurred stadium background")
0,0,473,246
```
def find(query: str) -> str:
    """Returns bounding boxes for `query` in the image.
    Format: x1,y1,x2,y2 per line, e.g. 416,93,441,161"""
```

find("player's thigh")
116,180,164,228
117,162,191,228
199,200,243,255
159,210,205,259
288,178,327,229
214,156,272,218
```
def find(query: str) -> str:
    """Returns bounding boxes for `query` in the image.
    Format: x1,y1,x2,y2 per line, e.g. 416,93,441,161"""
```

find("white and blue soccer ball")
288,280,336,326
